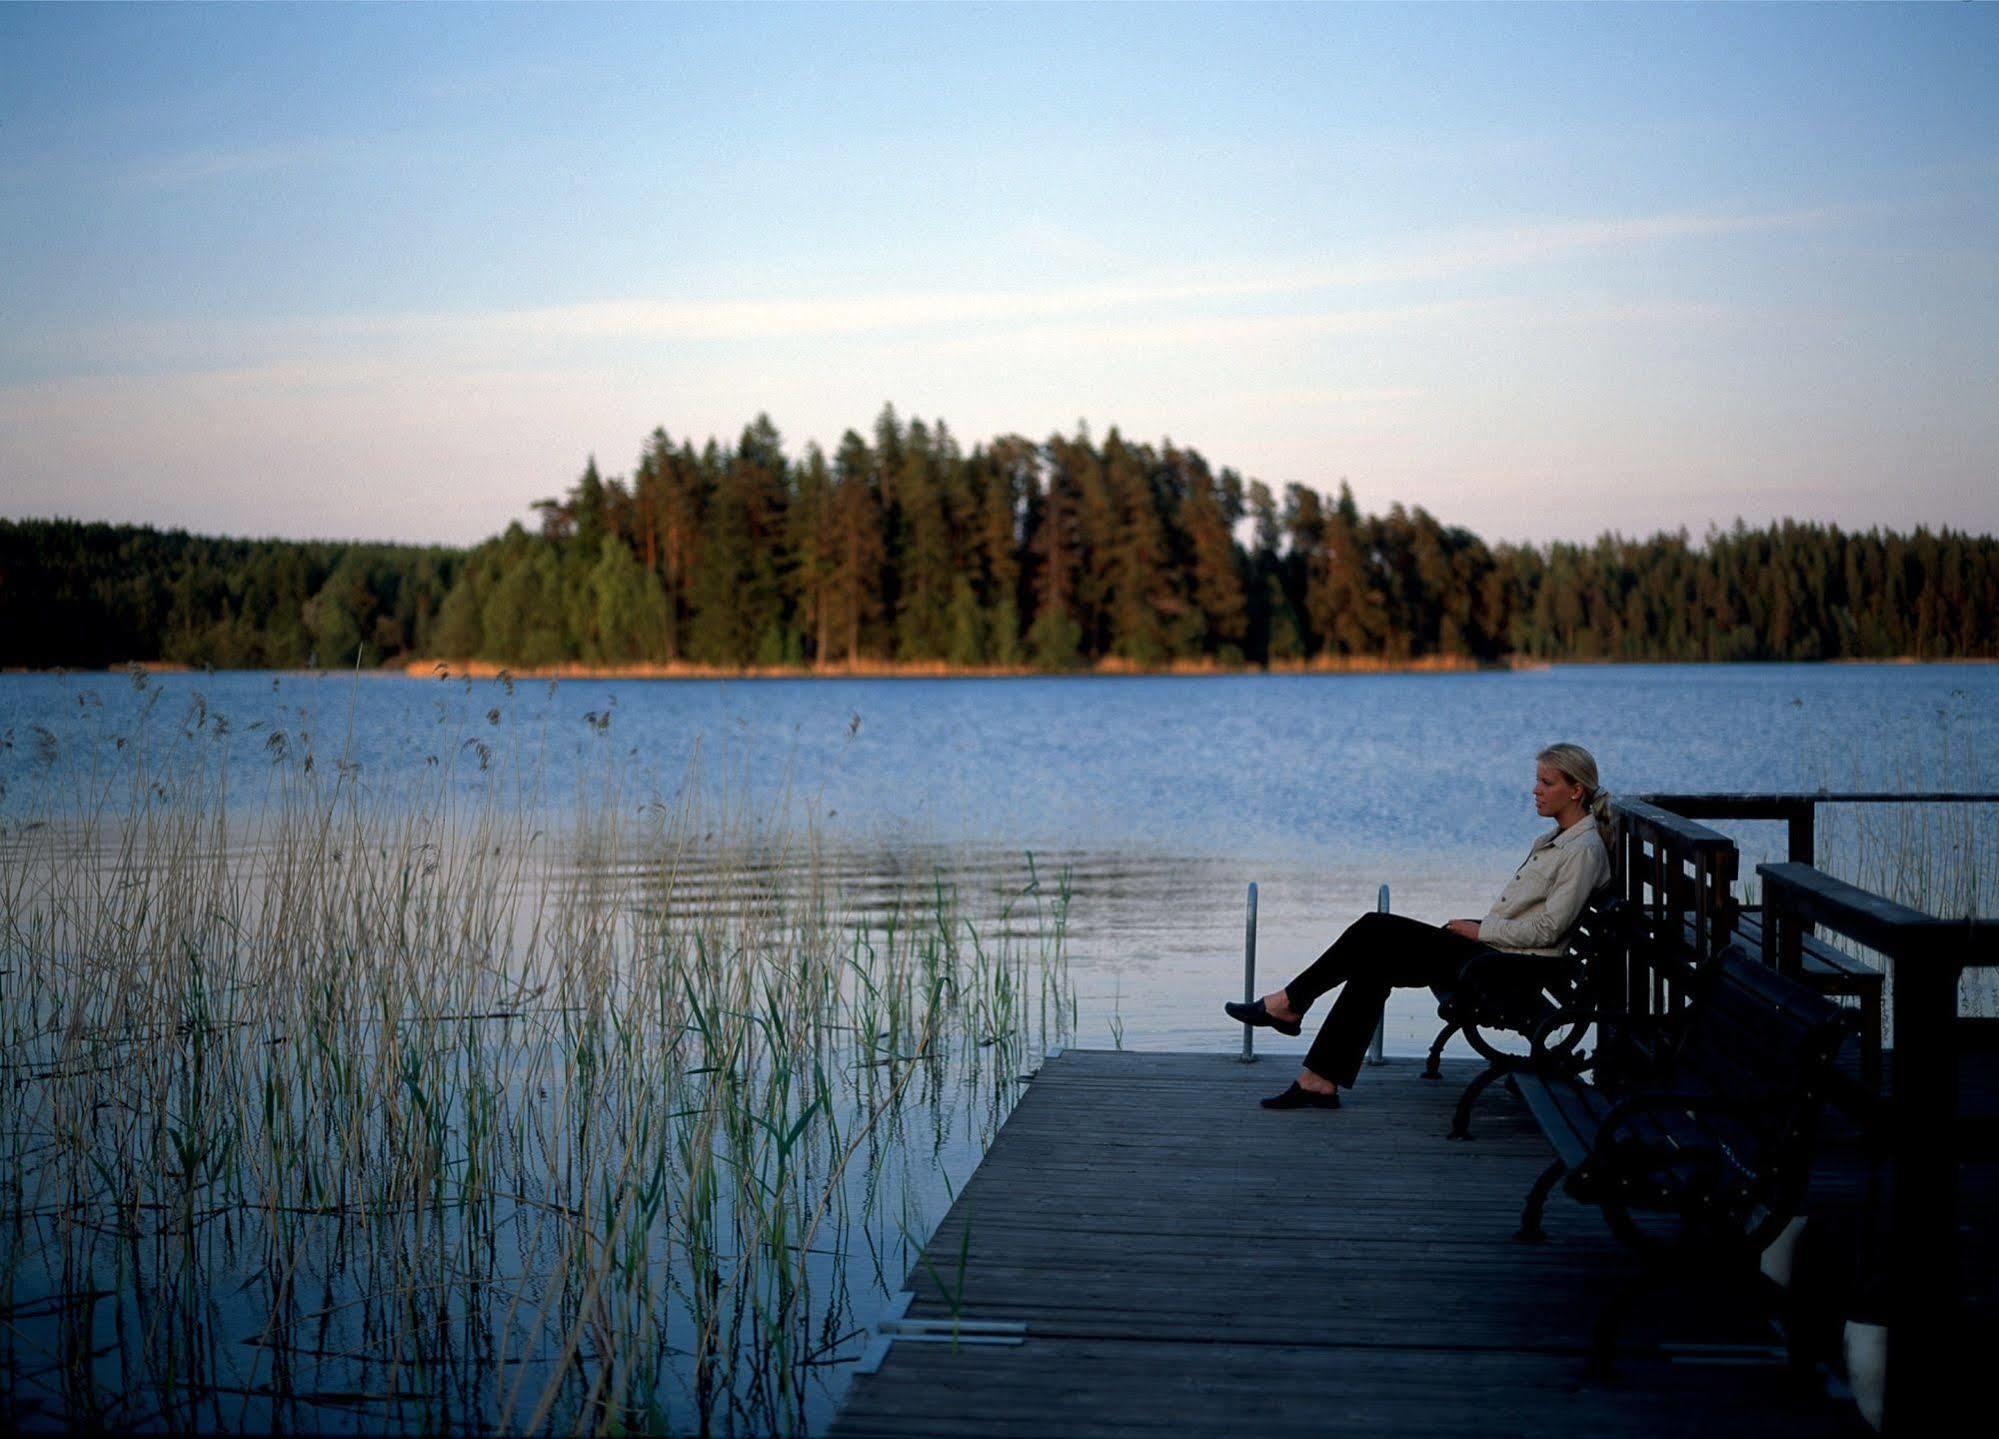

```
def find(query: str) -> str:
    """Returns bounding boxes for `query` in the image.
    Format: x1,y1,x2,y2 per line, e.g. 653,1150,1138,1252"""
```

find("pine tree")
1101,430,1172,664
892,418,952,660
1174,447,1248,661
1028,436,1087,669
828,431,886,663
1311,482,1389,656
789,444,836,664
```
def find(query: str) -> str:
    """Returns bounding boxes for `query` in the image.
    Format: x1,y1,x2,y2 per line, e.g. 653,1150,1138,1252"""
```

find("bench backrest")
1563,895,1622,966
1663,945,1853,1201
1610,799,1739,1029
1672,945,1851,1095
1475,895,1619,1018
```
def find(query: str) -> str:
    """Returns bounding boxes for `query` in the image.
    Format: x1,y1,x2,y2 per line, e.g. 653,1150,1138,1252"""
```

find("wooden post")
1785,799,1815,866
1884,939,1961,1434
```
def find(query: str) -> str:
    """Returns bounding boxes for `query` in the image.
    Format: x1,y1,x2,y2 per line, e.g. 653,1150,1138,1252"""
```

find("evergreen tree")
1027,435,1087,669
828,430,886,663
5,411,1996,674
1175,448,1248,661
1102,430,1172,664
892,418,953,660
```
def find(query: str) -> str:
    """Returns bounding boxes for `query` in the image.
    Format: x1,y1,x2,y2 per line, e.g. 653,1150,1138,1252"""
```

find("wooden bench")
1422,896,1622,1140
1734,907,1882,1088
1507,944,1855,1370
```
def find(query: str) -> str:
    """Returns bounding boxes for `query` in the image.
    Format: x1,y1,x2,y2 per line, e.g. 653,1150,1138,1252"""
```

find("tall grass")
0,670,1073,1434
1804,694,1999,1024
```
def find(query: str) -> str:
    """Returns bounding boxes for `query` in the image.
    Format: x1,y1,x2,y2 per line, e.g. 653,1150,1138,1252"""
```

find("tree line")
4,407,1996,671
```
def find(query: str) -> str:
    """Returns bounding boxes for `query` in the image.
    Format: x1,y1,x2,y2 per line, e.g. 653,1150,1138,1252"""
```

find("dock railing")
1757,860,1997,1435
1638,790,1999,868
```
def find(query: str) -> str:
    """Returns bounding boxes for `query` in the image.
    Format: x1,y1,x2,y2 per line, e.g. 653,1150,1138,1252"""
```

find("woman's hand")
1443,919,1482,940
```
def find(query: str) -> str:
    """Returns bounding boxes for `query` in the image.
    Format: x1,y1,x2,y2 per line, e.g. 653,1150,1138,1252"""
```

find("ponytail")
1588,785,1615,851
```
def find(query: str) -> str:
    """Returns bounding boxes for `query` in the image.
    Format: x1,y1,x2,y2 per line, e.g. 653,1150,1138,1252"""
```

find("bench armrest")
1525,1007,1602,1073
1515,1003,1679,1080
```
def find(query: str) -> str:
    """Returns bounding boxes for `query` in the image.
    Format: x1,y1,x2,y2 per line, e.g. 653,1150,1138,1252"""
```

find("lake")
1,662,1993,1433
3,662,1994,1057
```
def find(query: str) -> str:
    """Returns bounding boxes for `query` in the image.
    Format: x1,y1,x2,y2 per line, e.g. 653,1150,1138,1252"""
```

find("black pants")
1282,911,1496,1087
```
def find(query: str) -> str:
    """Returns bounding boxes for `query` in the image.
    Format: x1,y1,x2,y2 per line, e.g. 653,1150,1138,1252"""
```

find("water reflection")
0,664,1993,1433
0,808,1074,1434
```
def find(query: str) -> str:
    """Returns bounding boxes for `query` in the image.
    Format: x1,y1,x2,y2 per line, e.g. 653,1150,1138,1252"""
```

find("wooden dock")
831,1050,1873,1438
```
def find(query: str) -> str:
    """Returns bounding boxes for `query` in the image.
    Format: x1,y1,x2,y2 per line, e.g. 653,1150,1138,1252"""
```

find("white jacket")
1478,817,1612,955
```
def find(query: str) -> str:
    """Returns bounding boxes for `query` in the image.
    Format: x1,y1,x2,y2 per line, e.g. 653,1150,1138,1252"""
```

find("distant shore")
398,655,1536,680
5,655,1994,680
394,654,1982,679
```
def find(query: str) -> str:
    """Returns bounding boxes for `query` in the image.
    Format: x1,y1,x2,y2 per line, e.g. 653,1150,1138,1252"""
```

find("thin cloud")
1278,206,1840,292
328,203,1836,346
123,139,342,191
22,202,1838,384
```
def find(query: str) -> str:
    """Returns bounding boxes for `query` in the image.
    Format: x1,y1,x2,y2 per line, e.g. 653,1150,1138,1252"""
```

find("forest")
4,407,1996,671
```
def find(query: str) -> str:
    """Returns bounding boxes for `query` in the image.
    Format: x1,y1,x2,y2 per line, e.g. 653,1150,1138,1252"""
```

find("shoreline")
401,654,1537,681
2,654,1992,680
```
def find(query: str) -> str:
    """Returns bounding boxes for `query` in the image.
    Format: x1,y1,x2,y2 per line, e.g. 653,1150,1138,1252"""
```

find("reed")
1803,696,1999,1024
0,670,1073,1434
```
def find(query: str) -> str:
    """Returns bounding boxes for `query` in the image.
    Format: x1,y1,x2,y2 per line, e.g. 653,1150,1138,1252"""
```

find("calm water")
3,663,1994,1433
4,662,1994,1058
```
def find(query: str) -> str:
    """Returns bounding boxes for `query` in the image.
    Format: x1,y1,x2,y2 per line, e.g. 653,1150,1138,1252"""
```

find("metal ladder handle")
1369,883,1389,1065
1240,882,1258,1062
1240,880,1391,1066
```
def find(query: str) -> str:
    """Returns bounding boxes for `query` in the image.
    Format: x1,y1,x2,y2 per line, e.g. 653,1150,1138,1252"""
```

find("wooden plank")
1613,798,1738,849
1759,861,1999,958
830,1050,1876,1438
1728,912,1880,984
836,1339,1868,1439
1643,791,1999,811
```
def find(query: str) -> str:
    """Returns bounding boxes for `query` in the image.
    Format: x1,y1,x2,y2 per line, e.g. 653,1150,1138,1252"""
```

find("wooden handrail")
1610,797,1736,850
1756,862,1999,966
1643,791,1999,810
1638,791,1999,867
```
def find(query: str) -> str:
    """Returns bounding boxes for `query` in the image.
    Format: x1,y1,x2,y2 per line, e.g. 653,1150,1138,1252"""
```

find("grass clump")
0,671,1073,1434
1804,692,1999,1026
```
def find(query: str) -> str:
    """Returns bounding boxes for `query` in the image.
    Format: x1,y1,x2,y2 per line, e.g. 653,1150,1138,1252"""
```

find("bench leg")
1588,1269,1653,1380
1587,1254,1763,1381
1422,1021,1459,1080
1516,1159,1565,1243
1447,1062,1509,1140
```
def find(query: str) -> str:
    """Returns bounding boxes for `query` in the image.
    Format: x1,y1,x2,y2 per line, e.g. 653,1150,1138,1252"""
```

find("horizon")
2,3,1995,548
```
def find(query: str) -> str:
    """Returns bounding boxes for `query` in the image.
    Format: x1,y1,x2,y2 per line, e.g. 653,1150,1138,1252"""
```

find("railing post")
1786,799,1815,865
1885,939,1962,1433
1367,884,1389,1065
1240,882,1258,1063
1715,845,1740,952
1619,820,1640,1024
1763,883,1803,979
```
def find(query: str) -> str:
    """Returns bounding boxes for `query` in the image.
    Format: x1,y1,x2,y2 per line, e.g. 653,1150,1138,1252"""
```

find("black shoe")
1225,996,1302,1037
1260,1082,1341,1110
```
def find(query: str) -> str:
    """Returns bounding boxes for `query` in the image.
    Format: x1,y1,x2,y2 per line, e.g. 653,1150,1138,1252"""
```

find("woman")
1225,742,1614,1110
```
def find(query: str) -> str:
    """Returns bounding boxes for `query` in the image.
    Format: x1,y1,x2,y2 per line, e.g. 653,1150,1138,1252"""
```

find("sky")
1,2,1994,548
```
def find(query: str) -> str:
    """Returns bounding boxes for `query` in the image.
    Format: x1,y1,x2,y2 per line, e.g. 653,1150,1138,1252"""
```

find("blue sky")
2,2,1994,545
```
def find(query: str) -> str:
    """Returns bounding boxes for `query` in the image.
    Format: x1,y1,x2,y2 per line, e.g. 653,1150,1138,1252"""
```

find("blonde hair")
1538,742,1614,847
